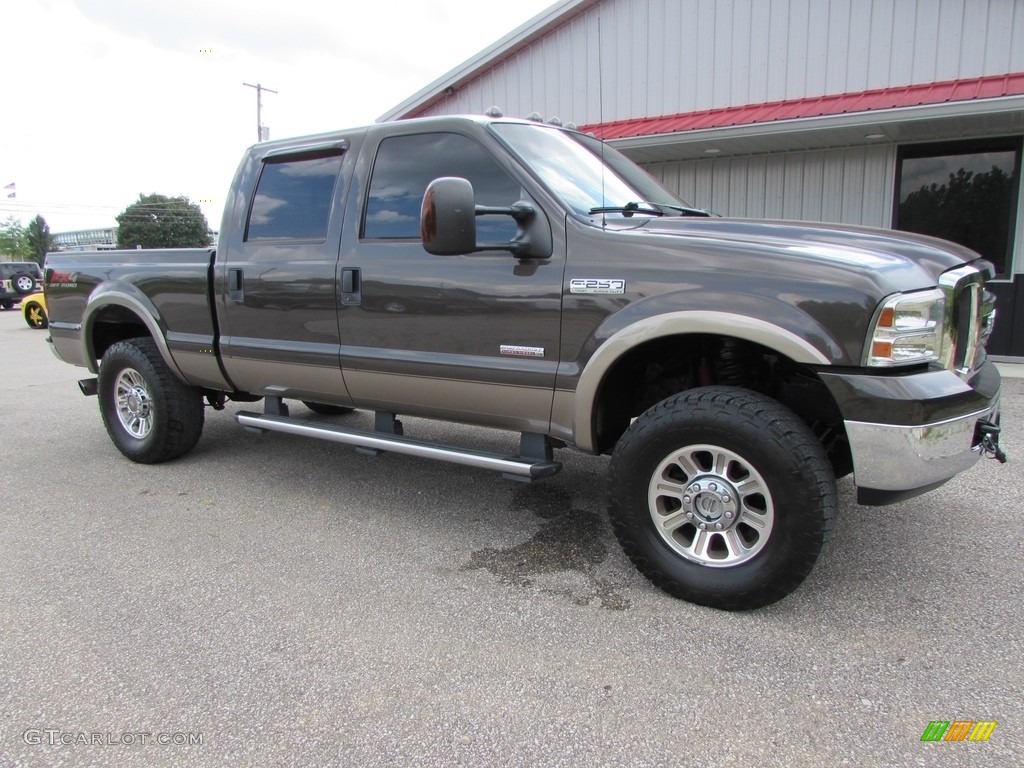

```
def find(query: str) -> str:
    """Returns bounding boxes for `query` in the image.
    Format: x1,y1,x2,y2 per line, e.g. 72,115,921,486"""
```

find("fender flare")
572,310,832,453
81,283,187,381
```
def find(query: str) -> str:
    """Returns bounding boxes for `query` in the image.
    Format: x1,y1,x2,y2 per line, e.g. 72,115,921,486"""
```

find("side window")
246,151,344,241
363,133,520,242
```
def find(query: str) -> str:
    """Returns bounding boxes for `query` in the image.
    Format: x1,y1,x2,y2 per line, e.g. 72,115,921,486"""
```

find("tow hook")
975,419,1007,464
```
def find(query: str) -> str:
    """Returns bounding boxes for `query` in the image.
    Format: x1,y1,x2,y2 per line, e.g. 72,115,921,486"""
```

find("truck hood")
573,214,996,366
628,216,990,290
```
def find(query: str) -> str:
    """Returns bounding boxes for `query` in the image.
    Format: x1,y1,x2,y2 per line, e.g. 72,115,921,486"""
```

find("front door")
338,130,564,432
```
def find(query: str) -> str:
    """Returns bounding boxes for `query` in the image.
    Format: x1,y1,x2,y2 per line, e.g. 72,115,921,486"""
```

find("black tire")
98,338,205,463
0,301,12,310
608,386,836,610
12,272,36,295
23,300,47,329
302,401,355,416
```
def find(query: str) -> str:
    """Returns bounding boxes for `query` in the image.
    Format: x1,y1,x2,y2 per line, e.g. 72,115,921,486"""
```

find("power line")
0,198,217,214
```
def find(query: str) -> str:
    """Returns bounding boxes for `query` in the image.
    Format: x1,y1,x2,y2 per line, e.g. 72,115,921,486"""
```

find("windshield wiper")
657,203,714,217
588,201,714,218
588,201,665,217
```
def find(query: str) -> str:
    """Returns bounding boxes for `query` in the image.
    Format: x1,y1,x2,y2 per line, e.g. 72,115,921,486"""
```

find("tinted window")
894,139,1021,276
246,152,344,241
363,133,520,241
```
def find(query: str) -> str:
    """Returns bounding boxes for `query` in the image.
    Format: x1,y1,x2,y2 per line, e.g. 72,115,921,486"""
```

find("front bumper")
820,360,1002,506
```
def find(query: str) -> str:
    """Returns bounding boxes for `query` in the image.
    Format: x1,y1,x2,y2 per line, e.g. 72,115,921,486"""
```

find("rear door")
216,141,354,404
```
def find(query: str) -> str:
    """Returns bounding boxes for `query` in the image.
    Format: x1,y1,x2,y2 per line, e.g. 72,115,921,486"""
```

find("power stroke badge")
500,345,545,358
569,278,626,295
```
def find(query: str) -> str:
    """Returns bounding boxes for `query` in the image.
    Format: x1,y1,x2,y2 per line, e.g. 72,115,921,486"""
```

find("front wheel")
608,386,836,610
98,338,205,463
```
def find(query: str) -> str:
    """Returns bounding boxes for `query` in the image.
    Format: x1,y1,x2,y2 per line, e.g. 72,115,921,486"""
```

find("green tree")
0,216,31,259
25,215,55,264
116,193,213,249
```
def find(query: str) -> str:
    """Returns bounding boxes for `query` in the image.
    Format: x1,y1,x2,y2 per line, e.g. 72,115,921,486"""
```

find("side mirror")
421,176,553,258
421,177,477,256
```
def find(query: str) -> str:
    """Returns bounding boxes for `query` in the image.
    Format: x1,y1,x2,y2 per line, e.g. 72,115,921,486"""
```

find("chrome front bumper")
846,398,1000,504
820,360,1003,506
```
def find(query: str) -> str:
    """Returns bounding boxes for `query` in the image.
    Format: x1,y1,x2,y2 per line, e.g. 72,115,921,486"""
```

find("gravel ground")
0,308,1021,768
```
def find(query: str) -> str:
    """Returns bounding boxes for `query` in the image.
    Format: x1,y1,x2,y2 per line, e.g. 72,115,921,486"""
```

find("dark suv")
0,261,42,308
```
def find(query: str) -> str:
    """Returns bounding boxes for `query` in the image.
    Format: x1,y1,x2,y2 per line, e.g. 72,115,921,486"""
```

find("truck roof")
247,114,568,156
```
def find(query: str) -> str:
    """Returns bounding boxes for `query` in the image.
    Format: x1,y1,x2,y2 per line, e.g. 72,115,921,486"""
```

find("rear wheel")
609,386,836,610
23,300,47,329
98,338,205,463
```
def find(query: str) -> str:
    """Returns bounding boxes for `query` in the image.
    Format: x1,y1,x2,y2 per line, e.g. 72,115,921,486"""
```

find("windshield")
490,122,694,217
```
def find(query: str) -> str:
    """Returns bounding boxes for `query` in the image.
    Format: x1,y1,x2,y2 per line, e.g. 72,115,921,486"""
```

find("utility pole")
242,82,277,142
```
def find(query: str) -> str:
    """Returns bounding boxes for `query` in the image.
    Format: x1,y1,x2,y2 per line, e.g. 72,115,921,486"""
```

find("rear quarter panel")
44,249,225,387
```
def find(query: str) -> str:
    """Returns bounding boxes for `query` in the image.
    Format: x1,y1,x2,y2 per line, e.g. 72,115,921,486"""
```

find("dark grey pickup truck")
44,114,1005,609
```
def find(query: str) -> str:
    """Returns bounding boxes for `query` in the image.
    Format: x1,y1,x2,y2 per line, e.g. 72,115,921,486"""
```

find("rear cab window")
245,149,346,242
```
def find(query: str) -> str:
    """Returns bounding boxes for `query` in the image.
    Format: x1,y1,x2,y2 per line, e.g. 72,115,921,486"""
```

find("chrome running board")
235,411,562,481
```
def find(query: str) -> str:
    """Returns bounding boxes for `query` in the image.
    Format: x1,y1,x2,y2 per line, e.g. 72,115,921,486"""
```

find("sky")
0,0,557,234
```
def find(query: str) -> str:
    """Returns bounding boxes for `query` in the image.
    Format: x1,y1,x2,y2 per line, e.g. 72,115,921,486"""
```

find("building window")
894,138,1021,277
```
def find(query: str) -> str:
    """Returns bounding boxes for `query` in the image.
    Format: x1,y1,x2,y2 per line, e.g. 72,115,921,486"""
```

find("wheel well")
90,305,151,364
591,334,852,476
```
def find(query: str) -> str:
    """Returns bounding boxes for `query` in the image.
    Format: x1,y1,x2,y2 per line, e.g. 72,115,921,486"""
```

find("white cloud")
0,0,555,233
70,0,343,63
367,209,414,223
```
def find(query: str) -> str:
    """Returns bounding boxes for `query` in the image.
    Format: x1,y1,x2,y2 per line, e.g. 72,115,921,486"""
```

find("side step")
235,411,562,481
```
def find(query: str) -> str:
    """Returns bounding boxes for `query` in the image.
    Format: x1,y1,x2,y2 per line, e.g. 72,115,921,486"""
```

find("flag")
3,182,14,199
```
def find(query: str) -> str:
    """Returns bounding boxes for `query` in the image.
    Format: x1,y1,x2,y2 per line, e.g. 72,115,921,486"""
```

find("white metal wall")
416,0,1024,124
643,145,1024,281
642,145,897,226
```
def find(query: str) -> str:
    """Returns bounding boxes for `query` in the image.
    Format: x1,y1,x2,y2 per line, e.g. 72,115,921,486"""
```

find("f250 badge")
569,278,626,295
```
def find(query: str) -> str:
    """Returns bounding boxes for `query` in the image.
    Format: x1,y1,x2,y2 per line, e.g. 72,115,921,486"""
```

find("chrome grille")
938,265,993,378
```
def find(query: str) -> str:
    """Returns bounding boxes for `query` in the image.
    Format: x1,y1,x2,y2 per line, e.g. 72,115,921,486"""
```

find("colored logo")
920,720,997,742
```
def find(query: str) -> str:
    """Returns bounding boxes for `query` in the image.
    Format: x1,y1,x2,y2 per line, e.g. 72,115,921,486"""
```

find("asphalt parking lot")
0,307,1021,768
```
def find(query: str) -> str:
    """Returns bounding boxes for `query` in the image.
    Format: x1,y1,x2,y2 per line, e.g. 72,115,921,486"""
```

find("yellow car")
21,292,48,329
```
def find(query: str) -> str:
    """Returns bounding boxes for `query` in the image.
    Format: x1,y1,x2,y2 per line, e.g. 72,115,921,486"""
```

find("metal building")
382,0,1024,359
51,227,117,251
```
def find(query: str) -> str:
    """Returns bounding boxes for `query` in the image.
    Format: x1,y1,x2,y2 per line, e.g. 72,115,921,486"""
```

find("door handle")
341,267,361,306
228,268,244,302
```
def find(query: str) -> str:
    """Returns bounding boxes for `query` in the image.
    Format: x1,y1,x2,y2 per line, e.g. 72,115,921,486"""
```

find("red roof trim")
580,73,1024,140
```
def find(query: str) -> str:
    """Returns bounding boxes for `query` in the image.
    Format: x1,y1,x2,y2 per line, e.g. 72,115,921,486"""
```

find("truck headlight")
866,288,945,367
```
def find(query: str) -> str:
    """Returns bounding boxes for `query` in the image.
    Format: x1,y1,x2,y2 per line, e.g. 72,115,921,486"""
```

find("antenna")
597,12,607,225
243,82,278,142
